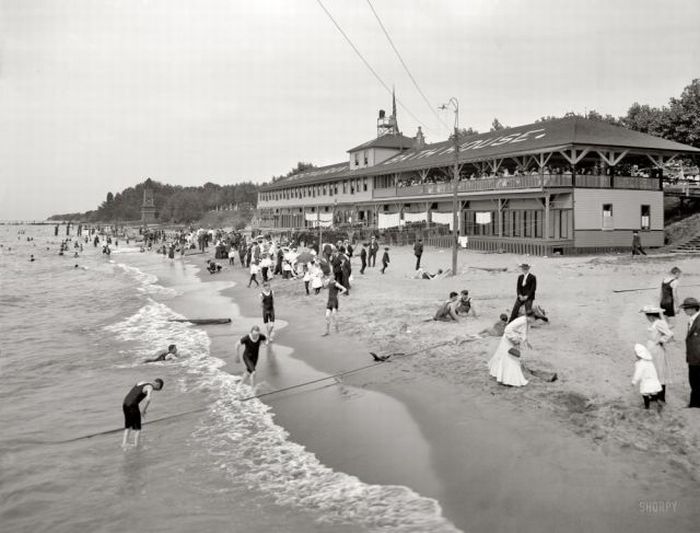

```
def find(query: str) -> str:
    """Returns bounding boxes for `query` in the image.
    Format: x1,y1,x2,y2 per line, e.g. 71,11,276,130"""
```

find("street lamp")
439,98,460,277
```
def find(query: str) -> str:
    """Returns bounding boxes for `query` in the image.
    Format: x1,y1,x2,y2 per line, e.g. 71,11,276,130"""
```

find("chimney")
414,126,425,150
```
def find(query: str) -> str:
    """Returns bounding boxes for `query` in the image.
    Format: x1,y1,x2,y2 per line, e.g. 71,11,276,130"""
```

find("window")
363,178,368,191
641,205,650,230
354,153,359,166
602,204,614,230
364,150,369,165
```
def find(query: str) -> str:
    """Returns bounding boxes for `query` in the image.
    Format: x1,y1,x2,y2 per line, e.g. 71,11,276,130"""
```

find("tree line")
49,179,259,224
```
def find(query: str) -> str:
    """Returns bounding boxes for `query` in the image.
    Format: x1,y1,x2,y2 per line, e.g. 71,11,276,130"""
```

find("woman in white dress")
641,305,674,402
488,311,536,387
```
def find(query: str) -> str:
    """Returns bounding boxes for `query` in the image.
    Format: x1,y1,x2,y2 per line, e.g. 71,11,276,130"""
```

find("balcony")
372,174,660,199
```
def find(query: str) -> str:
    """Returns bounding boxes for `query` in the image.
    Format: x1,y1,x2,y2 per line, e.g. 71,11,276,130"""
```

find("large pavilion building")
257,107,700,255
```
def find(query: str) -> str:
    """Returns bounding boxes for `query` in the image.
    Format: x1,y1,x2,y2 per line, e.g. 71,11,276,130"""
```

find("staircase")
671,233,700,254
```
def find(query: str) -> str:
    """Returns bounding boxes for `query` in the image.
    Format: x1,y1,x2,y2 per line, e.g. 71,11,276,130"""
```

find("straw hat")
519,263,530,270
679,297,700,309
639,305,663,315
634,343,653,360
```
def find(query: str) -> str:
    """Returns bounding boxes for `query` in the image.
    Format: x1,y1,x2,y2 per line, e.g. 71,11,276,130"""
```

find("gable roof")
347,133,416,153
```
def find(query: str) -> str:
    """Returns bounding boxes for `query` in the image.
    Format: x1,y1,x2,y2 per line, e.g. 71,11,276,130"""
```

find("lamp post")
439,98,460,277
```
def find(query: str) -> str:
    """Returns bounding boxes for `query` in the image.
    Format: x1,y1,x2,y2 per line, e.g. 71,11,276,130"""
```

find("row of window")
603,204,651,230
353,150,369,167
260,178,369,202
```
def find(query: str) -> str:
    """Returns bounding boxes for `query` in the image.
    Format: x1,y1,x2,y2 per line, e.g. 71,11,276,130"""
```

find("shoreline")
182,247,700,532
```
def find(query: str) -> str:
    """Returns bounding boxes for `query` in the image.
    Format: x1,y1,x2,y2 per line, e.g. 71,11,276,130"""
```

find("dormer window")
354,153,359,166
364,151,368,165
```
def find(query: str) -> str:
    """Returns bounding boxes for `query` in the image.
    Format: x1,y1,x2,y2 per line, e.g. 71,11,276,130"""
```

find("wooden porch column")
497,199,503,238
544,194,550,241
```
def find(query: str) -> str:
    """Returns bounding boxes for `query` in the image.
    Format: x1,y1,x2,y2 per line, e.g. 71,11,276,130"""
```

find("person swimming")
144,344,178,363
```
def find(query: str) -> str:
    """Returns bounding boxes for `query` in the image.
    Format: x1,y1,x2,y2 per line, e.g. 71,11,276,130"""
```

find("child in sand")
479,314,509,337
631,343,663,411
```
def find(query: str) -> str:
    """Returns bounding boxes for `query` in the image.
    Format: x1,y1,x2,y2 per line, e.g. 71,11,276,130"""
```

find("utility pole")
440,98,460,276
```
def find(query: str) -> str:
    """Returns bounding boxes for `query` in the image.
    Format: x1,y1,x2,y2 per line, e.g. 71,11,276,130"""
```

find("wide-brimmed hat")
507,347,521,358
679,297,700,310
519,263,530,269
634,343,653,360
640,305,663,315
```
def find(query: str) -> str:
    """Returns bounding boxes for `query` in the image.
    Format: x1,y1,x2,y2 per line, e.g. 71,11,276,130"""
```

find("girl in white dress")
641,305,674,402
631,343,663,410
488,311,536,387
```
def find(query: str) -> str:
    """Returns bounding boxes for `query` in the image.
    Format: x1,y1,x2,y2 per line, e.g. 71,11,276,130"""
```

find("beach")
3,226,700,533
186,243,700,532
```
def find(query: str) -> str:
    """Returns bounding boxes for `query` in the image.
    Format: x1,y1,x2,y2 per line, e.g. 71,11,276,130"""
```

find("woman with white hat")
631,343,663,411
641,305,674,402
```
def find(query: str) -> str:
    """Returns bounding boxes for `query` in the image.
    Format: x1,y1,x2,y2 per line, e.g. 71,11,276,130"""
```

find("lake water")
0,224,458,533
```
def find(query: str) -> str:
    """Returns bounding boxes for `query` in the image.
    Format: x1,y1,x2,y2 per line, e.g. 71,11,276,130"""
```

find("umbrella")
296,251,315,263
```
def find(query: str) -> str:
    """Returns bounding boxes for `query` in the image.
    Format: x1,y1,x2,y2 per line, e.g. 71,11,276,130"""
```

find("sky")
0,0,698,220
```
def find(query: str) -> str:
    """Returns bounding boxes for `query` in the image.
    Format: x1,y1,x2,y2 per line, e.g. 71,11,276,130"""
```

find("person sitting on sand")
455,290,478,318
144,344,178,363
433,292,460,321
478,314,509,337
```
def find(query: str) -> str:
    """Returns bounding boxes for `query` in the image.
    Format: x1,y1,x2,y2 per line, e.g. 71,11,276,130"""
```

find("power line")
365,0,449,132
315,0,435,134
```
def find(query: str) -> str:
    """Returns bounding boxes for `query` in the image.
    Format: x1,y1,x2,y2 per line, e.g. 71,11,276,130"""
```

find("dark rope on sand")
39,341,454,445
613,283,700,293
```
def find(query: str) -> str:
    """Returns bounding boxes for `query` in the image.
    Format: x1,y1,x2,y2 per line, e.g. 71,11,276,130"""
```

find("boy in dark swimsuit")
121,378,164,449
260,282,275,341
322,278,347,336
144,344,178,363
236,325,268,390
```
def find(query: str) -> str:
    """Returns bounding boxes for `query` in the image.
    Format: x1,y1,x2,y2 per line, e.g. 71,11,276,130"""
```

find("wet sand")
183,248,700,532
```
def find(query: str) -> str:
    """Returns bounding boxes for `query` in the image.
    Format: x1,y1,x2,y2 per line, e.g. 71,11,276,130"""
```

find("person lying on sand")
478,314,509,337
413,268,451,280
144,344,178,363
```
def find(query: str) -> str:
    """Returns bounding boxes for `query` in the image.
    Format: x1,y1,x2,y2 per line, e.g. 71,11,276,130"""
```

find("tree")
490,118,506,132
667,78,700,147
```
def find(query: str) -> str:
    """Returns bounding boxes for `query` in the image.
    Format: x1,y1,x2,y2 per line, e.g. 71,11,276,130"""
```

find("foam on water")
103,263,460,532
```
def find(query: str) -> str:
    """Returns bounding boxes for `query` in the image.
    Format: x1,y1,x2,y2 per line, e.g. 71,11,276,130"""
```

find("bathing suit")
122,382,153,430
660,279,675,317
240,334,267,373
261,291,275,323
327,283,340,311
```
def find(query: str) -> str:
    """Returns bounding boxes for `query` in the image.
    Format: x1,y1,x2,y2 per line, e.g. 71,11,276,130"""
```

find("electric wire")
365,0,449,131
314,0,435,134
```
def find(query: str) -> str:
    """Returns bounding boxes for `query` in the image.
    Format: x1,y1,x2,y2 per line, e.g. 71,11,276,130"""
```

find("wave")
105,299,458,532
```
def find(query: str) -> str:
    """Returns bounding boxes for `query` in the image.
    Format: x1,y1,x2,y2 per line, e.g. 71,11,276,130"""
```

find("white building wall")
573,189,663,230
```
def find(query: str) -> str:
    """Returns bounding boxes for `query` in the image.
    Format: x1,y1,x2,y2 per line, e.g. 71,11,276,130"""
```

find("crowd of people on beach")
24,223,697,449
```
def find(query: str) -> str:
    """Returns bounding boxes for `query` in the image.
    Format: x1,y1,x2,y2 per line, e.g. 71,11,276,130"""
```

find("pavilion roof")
260,117,700,190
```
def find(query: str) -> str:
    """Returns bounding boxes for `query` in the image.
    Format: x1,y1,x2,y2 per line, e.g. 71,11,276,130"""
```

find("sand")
186,246,700,532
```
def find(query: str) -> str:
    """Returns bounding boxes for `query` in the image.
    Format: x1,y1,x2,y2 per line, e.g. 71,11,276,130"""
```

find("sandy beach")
185,245,700,532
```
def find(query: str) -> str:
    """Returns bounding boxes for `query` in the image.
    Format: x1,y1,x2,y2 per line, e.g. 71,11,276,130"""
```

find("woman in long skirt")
488,311,536,387
641,305,674,402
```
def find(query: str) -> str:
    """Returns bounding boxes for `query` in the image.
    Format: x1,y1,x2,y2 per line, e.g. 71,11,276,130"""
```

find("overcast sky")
1,0,698,220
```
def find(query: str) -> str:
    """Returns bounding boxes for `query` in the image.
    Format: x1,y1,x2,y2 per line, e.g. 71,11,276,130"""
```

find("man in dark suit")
681,297,700,408
509,263,537,323
368,236,379,267
414,239,424,270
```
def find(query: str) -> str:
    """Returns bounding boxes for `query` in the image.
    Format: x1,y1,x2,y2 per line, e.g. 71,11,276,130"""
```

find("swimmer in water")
121,378,164,449
144,344,178,363
30,255,35,262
